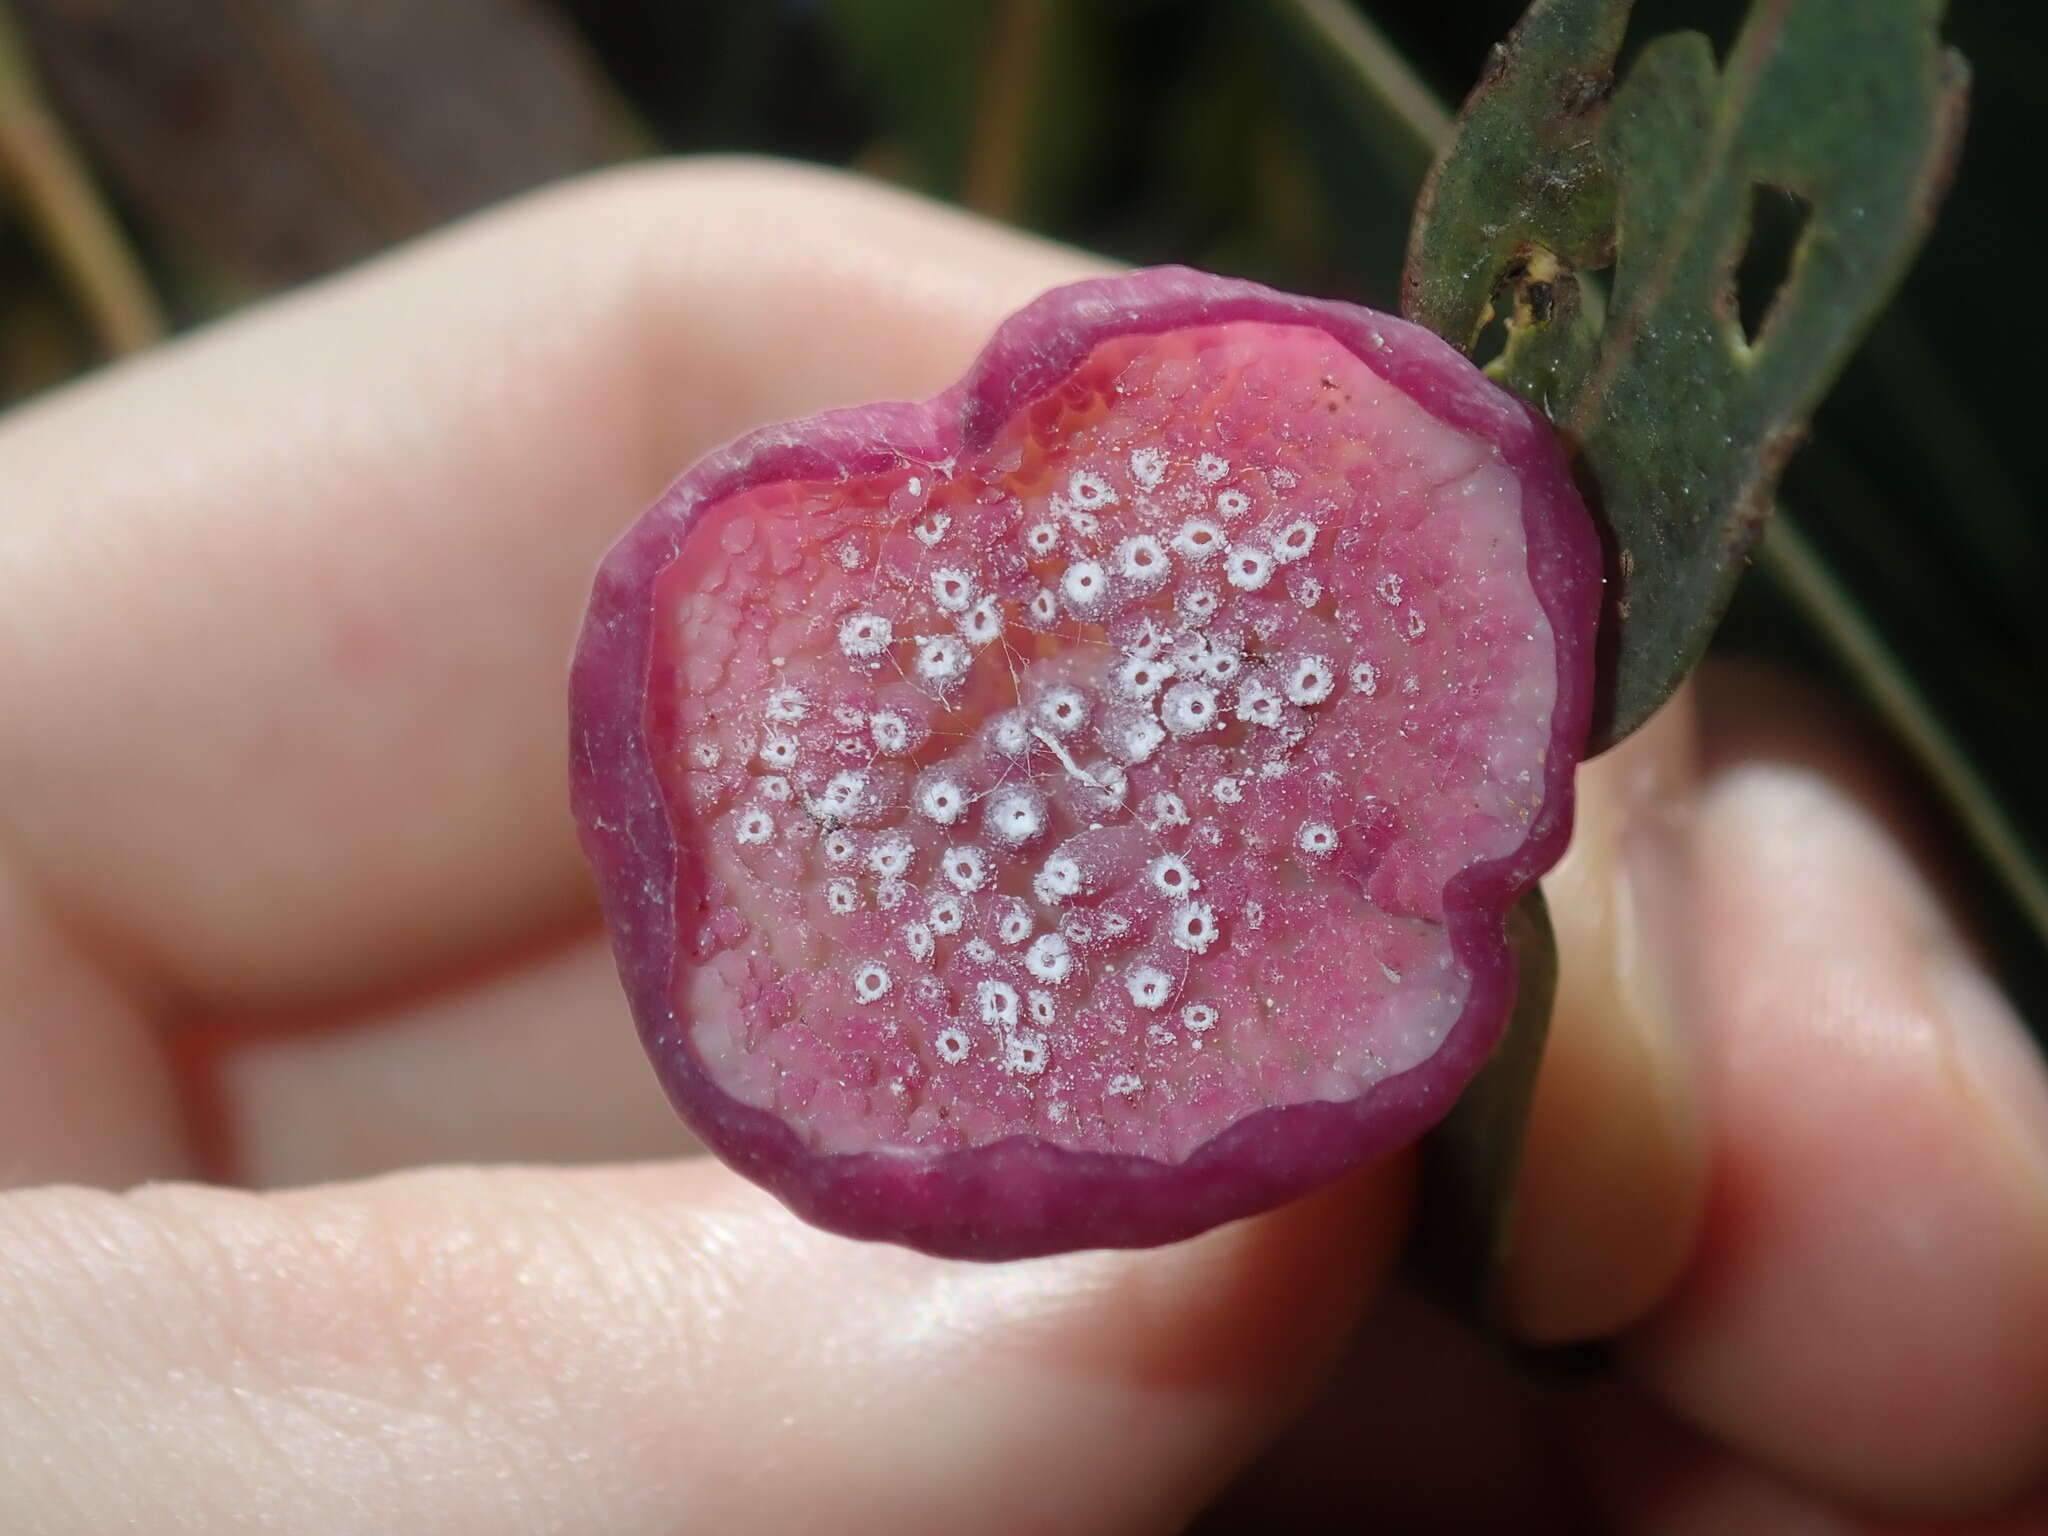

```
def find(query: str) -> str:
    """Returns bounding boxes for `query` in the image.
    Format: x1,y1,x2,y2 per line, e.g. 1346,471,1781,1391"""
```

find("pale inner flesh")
651,322,1557,1162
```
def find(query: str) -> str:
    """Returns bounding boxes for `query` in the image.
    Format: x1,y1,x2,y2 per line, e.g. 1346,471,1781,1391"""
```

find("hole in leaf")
1736,182,1810,344
1470,291,1511,371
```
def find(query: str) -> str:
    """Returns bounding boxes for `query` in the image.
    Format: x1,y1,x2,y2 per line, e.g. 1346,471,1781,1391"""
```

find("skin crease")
216,933,699,1184
0,160,2043,1531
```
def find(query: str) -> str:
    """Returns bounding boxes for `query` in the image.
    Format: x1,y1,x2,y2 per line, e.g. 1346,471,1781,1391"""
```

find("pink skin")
571,267,1601,1258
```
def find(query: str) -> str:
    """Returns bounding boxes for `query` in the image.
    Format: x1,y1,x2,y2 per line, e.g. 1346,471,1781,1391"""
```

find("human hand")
1,160,2043,1534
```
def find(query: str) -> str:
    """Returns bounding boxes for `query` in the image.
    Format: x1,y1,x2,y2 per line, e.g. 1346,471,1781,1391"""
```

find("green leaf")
1415,888,1558,1327
1287,1,2044,994
1403,0,1967,752
1402,0,1626,408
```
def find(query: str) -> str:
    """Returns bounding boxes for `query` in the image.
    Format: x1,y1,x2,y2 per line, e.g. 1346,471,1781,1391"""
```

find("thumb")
0,1155,1408,1535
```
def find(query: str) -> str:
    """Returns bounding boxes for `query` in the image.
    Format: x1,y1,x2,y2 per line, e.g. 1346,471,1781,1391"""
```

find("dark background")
2,0,2040,1019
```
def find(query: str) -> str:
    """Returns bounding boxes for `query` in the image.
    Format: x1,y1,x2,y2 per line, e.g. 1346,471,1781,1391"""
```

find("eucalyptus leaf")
1416,888,1558,1326
1404,0,1968,752
1276,0,2029,1323
1402,0,1625,409
1279,0,2042,1023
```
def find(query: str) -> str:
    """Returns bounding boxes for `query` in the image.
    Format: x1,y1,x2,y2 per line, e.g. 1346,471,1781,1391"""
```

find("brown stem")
962,0,1052,221
0,1,164,357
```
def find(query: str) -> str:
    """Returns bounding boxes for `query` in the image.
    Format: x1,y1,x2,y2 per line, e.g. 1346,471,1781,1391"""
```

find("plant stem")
0,1,164,357
1759,517,2048,947
1282,0,1453,154
962,0,1052,220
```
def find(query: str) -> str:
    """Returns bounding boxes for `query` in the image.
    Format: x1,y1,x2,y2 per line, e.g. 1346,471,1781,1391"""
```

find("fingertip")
1628,743,2048,1517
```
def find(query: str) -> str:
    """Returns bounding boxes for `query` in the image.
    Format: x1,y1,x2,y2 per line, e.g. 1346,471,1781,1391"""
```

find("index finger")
0,159,1104,1015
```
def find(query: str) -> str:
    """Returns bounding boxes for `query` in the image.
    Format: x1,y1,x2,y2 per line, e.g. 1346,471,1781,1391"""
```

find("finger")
0,158,1105,1019
1626,665,2048,1517
0,1154,1409,1536
0,161,1100,1187
1506,682,1710,1341
214,928,695,1187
